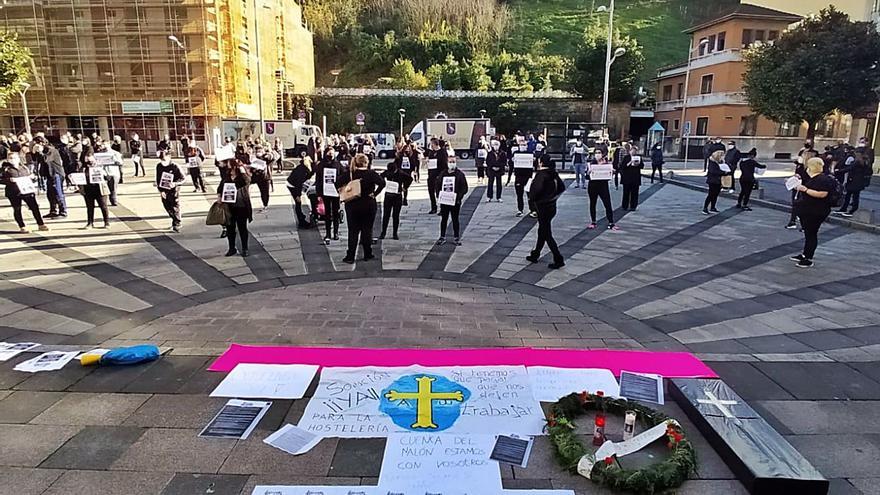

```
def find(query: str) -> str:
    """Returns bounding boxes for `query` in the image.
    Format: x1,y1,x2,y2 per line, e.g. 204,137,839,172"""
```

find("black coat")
530,169,565,206
434,169,469,204
619,155,643,186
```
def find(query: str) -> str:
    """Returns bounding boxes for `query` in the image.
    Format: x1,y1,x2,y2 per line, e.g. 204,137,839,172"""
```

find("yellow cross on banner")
384,376,465,429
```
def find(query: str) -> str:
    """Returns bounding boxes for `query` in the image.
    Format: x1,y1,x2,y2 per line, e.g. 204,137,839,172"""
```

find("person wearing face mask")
129,134,145,177
157,134,171,158
250,146,273,212
220,159,253,257
435,157,468,245
336,153,385,264
650,142,664,184
80,151,111,229
527,154,566,269
571,138,588,188
834,151,872,218
507,142,535,217
475,136,489,185
2,152,48,233
286,155,314,229
184,142,207,193
724,141,742,193
736,148,765,211
586,152,617,230
619,148,643,211
393,143,419,206
854,137,875,171
314,148,343,244
787,148,816,229
703,150,725,215
155,151,186,232
34,138,67,219
425,138,449,214
791,157,838,268
485,139,507,202
380,161,413,240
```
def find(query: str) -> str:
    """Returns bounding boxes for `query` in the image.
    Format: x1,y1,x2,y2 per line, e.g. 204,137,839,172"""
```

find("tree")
568,23,644,102
0,33,32,108
388,58,429,89
743,7,880,139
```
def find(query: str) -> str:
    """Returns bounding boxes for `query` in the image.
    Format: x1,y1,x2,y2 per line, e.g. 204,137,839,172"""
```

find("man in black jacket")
508,144,535,217
35,138,67,218
485,140,507,202
425,138,449,214
724,140,742,193
286,156,314,229
526,154,565,269
435,157,468,245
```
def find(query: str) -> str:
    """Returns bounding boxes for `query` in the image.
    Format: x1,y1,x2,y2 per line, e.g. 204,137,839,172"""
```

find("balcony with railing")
654,92,748,113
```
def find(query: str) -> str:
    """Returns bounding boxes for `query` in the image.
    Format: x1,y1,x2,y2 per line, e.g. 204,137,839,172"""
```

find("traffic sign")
683,121,692,137
355,112,366,126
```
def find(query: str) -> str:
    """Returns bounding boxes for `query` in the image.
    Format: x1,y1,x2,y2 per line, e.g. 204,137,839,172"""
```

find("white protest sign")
619,371,664,405
14,351,79,373
524,178,533,193
13,176,36,195
477,149,488,159
159,171,174,190
756,167,766,176
0,342,40,362
442,176,455,192
88,167,105,183
222,183,238,203
94,152,116,166
385,180,400,195
215,144,235,162
251,158,267,171
69,172,87,186
719,163,731,173
252,487,379,495
401,157,411,170
378,433,502,495
298,366,545,438
188,157,200,168
323,168,338,197
514,154,534,169
427,158,438,170
211,363,319,399
439,191,457,206
589,164,613,181
631,155,642,165
785,175,802,191
527,367,620,402
263,423,322,455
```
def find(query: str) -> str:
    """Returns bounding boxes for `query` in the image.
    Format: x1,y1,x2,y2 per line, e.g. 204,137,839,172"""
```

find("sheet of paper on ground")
378,433,502,495
0,342,40,362
211,363,319,399
14,351,78,373
200,399,271,439
619,371,664,405
527,367,620,401
264,424,321,455
298,366,545,438
251,489,575,495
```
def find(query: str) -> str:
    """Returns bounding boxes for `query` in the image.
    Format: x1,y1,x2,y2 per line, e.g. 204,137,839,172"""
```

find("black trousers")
133,154,145,176
738,179,755,206
9,194,44,228
84,188,109,225
789,190,799,225
257,178,270,207
189,167,206,192
427,171,439,210
514,176,534,213
798,211,829,259
345,199,376,259
588,180,614,224
487,172,503,199
841,190,861,213
381,194,403,237
704,184,722,211
621,184,639,210
226,207,249,251
440,203,461,238
651,163,663,183
324,196,340,238
106,176,118,205
288,186,308,226
161,188,181,227
533,204,562,263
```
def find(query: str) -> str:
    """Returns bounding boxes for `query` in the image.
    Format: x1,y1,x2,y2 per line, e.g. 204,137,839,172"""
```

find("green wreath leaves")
546,392,698,495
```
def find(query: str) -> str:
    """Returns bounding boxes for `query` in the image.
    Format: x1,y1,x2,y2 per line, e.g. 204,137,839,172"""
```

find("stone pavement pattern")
1,163,880,494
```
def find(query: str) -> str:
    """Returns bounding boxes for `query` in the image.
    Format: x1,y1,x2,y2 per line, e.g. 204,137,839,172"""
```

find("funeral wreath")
546,391,697,495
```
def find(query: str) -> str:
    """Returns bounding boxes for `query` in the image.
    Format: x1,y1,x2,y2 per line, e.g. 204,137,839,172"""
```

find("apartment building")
0,0,315,152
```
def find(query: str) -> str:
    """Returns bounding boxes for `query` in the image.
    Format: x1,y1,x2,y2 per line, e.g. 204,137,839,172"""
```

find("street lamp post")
19,82,31,136
597,1,618,137
398,108,406,140
168,35,194,144
680,38,711,166
253,0,266,138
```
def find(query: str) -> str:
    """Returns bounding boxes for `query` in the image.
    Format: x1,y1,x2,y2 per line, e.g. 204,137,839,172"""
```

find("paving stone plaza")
2,164,880,494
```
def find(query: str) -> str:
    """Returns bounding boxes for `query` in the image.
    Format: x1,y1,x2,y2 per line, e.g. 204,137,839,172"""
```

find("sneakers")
709,208,719,213
573,184,580,189
436,237,446,246
841,212,854,218
528,211,538,218
548,261,565,270
225,248,238,257
241,249,249,257
743,207,753,211
453,238,462,246
515,211,523,217
526,254,539,263
18,227,28,233
38,224,49,232
486,198,493,203
429,209,437,214
497,198,503,203
785,223,798,230
796,259,814,268
790,254,806,262
172,225,180,233
701,209,709,215
342,257,354,264
587,223,597,230
323,237,331,245
608,224,619,231
45,213,59,219
220,228,227,238
332,235,339,241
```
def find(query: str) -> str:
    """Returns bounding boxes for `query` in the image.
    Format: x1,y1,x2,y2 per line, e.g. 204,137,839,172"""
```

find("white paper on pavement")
527,367,620,402
378,433,502,495
199,399,272,439
211,363,319,399
298,366,545,438
618,371,664,405
263,423,322,455
0,342,40,362
14,351,78,373
252,487,379,495
785,175,802,191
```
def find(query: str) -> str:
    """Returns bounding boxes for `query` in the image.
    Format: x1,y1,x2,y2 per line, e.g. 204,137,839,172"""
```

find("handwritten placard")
323,168,338,197
385,180,400,195
211,363,318,399
94,152,116,166
527,367,620,402
589,164,613,181
13,177,36,195
513,154,533,169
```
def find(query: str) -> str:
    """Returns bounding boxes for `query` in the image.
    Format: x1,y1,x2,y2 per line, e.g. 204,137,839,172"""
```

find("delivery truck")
408,117,491,159
221,120,323,158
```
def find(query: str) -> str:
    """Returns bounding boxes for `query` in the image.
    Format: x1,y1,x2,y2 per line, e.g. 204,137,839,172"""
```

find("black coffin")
670,378,828,495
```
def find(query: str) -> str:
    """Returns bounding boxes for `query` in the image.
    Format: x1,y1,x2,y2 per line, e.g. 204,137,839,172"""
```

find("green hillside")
503,0,739,86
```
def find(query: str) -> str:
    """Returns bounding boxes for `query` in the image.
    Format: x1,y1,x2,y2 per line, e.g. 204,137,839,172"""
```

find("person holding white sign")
736,148,765,211
475,136,489,184
619,149,644,211
156,151,186,233
183,139,207,193
486,139,507,202
379,161,413,240
425,138,449,214
33,138,68,219
80,153,111,230
314,149,343,244
508,147,536,217
251,145,274,212
571,138,588,188
586,153,617,230
703,150,725,215
791,157,838,268
128,134,145,177
219,159,253,257
435,157,468,245
392,143,419,206
526,155,565,269
285,156,314,229
2,152,48,233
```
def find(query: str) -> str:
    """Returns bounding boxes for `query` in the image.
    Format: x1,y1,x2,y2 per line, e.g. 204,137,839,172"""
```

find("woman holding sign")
336,154,385,264
791,157,838,268
586,153,617,230
315,148,343,244
475,136,489,185
435,157,468,245
380,161,413,240
393,143,419,206
184,143,207,193
703,150,725,215
2,152,48,233
156,151,186,233
79,152,111,230
619,149,643,211
219,160,253,257
251,146,273,212
425,138,448,214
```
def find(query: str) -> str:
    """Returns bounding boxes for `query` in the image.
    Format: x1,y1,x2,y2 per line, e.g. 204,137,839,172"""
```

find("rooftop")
685,3,802,34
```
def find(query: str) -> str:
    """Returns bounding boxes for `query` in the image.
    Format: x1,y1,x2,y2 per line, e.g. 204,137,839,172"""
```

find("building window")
768,30,779,41
662,85,673,101
739,115,758,136
755,30,766,42
707,34,717,53
699,38,708,56
742,29,753,47
696,117,709,136
777,122,800,137
717,32,726,51
673,119,680,131
700,74,714,94
676,83,684,99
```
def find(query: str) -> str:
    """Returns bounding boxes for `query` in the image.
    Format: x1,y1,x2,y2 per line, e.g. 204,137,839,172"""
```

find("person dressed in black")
791,158,837,268
587,152,617,230
155,151,186,232
507,143,535,217
251,146,273,212
34,138,67,218
80,152,111,229
736,148,765,211
336,153,385,264
435,157,468,245
703,150,724,215
786,148,816,229
2,152,48,233
129,134,145,177
220,159,253,257
183,140,207,193
703,137,725,173
393,143,419,206
835,151,873,217
526,154,565,269
475,137,489,185
619,149,643,211
314,148,343,244
425,138,448,214
724,141,742,193
650,142,664,184
485,140,507,202
380,161,413,240
286,156,314,229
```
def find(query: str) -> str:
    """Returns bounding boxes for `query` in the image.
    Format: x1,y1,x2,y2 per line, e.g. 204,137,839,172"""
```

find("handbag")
206,201,231,226
339,169,362,203
721,175,733,189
